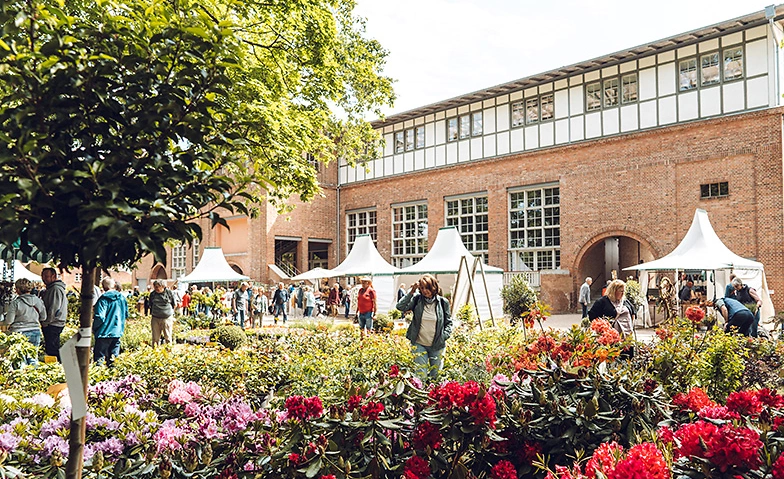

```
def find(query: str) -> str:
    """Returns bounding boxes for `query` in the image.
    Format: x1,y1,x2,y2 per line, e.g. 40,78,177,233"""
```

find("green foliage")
0,332,39,369
624,278,644,310
441,326,499,383
373,313,393,333
0,362,65,399
501,275,538,324
697,328,747,401
210,325,247,350
456,303,477,329
387,308,402,320
120,318,151,352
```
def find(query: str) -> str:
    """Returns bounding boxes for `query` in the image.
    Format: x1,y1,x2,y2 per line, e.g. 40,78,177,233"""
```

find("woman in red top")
356,277,376,337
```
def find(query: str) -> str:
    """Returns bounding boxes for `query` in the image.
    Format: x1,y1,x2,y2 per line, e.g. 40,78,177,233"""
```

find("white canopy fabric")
180,247,250,283
291,267,332,282
2,260,42,282
625,209,774,323
321,235,398,314
396,227,504,322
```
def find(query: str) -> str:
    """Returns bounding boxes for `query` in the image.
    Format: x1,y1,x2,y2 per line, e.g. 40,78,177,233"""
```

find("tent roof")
397,227,504,275
291,267,332,281
180,247,250,282
626,209,763,271
2,260,42,282
326,235,399,277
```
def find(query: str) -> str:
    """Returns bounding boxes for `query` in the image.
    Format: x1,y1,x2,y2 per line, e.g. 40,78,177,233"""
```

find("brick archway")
572,230,659,293
150,264,167,280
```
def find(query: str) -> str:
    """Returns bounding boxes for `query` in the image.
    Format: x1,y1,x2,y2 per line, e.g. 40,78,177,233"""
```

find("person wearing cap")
714,297,754,336
356,277,376,337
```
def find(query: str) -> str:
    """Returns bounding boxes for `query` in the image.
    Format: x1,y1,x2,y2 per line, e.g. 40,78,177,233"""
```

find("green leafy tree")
501,274,538,325
0,0,393,476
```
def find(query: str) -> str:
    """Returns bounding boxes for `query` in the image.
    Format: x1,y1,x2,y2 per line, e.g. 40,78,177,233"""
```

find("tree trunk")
65,266,95,479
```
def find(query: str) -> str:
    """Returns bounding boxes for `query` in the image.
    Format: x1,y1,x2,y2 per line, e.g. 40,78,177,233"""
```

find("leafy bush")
624,278,644,310
210,325,247,350
456,303,477,329
373,313,393,333
501,274,537,324
698,328,747,401
0,332,40,370
387,308,402,320
120,318,152,352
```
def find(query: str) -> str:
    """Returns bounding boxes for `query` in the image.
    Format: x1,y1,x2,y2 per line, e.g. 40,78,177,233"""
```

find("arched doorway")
230,264,244,275
151,264,168,280
574,231,658,298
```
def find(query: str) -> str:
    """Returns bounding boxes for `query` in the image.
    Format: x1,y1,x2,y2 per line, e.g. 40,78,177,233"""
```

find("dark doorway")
308,242,329,270
275,239,299,277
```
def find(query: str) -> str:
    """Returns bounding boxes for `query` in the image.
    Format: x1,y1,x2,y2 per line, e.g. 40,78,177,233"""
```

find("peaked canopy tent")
1,260,42,283
180,247,250,284
319,234,399,314
395,227,504,323
625,209,774,322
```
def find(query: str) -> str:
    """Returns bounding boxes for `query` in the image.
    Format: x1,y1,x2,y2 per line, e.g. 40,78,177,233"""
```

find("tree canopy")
0,0,394,270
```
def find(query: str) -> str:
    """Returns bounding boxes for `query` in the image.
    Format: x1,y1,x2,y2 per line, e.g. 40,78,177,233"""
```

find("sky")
353,0,768,118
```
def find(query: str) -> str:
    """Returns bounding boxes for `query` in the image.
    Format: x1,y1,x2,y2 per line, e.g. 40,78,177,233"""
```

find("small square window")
526,98,539,124
459,115,470,139
540,94,554,121
586,82,601,111
603,78,619,107
511,101,525,127
447,118,458,142
701,53,720,86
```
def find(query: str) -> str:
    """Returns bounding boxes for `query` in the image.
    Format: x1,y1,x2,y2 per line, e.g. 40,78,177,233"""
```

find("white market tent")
396,227,504,324
319,234,399,314
625,209,774,323
180,247,250,283
1,260,42,282
291,267,332,283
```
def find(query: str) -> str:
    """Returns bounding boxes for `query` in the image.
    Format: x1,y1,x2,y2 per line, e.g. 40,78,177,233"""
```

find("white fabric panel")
569,86,584,115
496,103,510,131
620,105,638,132
511,128,524,152
746,39,768,77
639,68,657,100
384,133,394,156
435,145,447,166
678,91,699,121
540,122,554,147
657,63,676,96
723,81,745,113
425,123,436,147
182,248,250,282
585,112,602,138
458,140,470,162
404,152,414,172
658,96,676,125
414,150,425,170
446,142,458,164
393,155,403,174
372,275,396,315
555,119,569,144
425,147,435,168
2,260,42,282
570,116,584,141
435,120,446,144
602,109,619,135
484,135,496,157
747,76,769,108
525,125,539,150
484,108,496,134
471,138,483,160
700,87,721,117
384,156,394,176
555,89,569,119
497,131,510,155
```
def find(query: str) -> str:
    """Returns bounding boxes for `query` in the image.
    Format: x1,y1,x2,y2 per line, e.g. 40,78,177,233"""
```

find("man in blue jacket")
715,297,754,336
93,277,128,367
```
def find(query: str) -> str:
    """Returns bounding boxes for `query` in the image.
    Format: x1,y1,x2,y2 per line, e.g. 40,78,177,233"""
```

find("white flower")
23,393,55,408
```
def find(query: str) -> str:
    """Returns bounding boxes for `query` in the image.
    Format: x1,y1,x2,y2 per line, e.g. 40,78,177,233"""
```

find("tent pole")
476,258,495,327
465,258,482,329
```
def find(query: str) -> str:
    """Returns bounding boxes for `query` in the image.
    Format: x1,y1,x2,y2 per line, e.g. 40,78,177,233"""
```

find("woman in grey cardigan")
2,278,46,365
396,274,453,381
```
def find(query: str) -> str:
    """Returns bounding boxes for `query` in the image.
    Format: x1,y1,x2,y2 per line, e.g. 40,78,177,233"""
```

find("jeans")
358,311,373,330
413,343,445,381
42,325,63,361
751,309,761,337
274,303,288,323
235,309,246,328
581,303,588,318
304,306,313,317
20,330,41,365
94,337,121,367
344,303,350,318
726,310,754,336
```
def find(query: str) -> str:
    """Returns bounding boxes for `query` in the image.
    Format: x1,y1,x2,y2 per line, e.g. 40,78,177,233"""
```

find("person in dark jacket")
149,280,176,346
715,297,754,336
272,282,289,324
728,277,763,337
396,274,453,381
40,267,68,361
2,278,46,365
588,279,636,338
93,277,128,367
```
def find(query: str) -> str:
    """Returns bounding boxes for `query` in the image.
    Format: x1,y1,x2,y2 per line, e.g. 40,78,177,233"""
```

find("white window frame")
172,243,187,279
347,208,377,254
391,202,428,268
445,194,488,262
508,185,560,272
192,238,200,269
621,73,638,103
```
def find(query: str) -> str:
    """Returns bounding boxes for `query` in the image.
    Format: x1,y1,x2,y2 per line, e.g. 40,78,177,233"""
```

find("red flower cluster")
596,328,621,346
726,390,764,416
403,455,431,479
412,421,442,450
674,420,762,472
428,381,497,428
346,395,362,412
288,453,303,465
319,476,336,479
697,405,740,421
584,442,622,479
655,328,674,341
389,364,400,378
772,454,784,479
590,318,612,334
672,387,715,412
519,440,542,465
684,306,705,324
490,460,517,479
360,401,384,421
284,395,324,421
546,442,667,479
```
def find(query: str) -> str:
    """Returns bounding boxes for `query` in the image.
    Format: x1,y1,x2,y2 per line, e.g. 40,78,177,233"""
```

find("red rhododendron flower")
346,395,362,412
698,405,741,421
702,424,762,472
606,443,668,479
726,390,763,417
403,455,431,479
657,426,675,444
288,453,302,464
285,395,323,421
468,392,497,428
519,440,542,465
685,306,705,324
304,396,324,419
490,460,517,479
772,453,784,479
412,421,442,450
360,401,384,421
757,388,784,408
655,328,673,340
585,442,623,479
672,388,716,412
674,421,720,459
591,318,612,334
389,364,400,378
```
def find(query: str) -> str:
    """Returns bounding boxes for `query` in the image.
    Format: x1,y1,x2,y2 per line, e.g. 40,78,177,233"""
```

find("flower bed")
1,317,784,478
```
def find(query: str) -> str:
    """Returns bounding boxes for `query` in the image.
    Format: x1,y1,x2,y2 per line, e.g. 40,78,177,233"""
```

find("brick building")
135,7,784,312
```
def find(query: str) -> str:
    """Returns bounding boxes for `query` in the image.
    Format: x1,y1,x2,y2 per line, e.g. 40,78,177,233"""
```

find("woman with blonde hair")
588,279,636,338
396,274,453,380
1,278,46,365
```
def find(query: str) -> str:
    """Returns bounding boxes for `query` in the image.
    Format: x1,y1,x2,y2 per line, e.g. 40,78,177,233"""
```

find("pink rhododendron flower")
490,460,517,479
